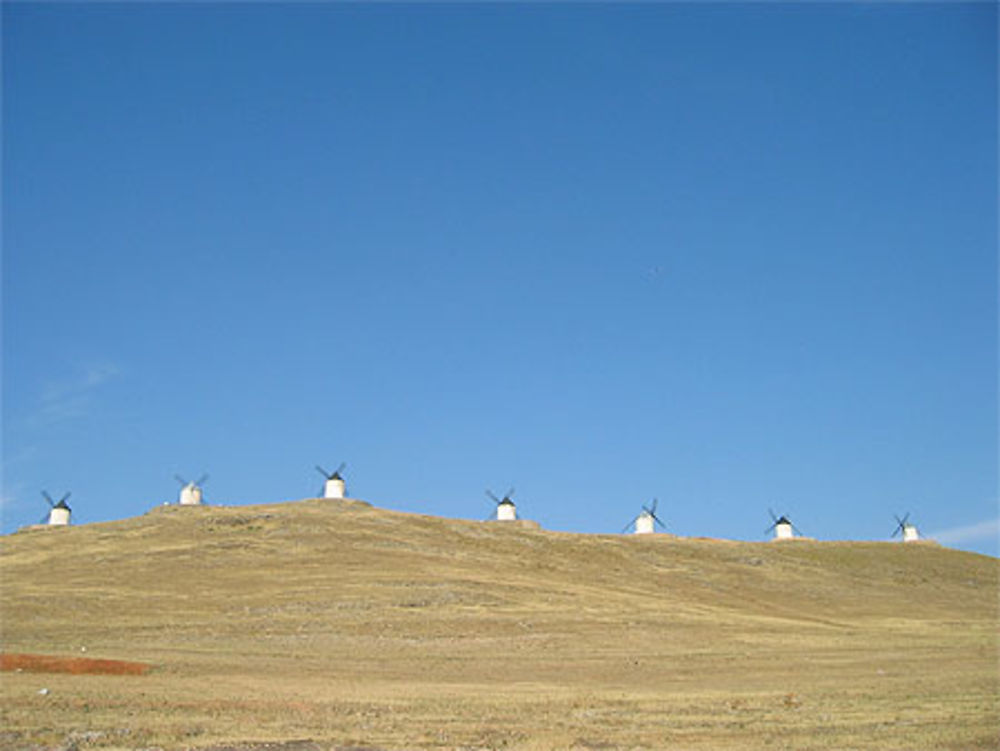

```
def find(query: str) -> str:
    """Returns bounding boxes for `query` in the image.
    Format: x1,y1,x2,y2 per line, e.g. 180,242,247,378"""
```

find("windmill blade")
791,523,804,537
504,487,515,501
59,492,71,504
195,474,209,487
486,489,501,504
42,491,54,507
768,508,779,523
39,512,50,524
649,498,658,516
335,462,346,477
622,516,640,534
764,521,777,535
316,465,330,478
174,474,188,487
653,514,667,530
891,524,902,538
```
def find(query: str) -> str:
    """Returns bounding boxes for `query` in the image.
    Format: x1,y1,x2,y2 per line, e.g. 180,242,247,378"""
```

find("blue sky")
3,3,997,556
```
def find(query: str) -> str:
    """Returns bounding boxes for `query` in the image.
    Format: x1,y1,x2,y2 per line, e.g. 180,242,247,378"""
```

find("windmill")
316,463,347,499
892,513,920,542
766,508,801,540
486,488,517,521
41,491,71,526
623,498,666,535
175,474,208,506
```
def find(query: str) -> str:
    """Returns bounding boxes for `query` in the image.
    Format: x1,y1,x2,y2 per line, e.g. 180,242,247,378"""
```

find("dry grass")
2,499,997,750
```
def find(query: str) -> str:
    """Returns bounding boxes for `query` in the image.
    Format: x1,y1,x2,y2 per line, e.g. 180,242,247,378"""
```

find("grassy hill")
2,499,997,750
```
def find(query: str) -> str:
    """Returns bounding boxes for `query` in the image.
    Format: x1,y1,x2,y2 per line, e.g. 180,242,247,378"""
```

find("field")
1,499,997,750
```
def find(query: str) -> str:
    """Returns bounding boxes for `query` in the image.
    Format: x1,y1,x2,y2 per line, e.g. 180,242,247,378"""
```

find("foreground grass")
2,500,997,750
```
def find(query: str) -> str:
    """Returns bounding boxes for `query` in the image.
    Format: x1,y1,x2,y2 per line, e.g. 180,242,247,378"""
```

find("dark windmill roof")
498,498,515,506
774,515,792,525
53,500,71,511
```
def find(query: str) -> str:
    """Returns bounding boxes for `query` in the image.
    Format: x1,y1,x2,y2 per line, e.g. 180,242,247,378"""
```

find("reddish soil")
0,652,152,675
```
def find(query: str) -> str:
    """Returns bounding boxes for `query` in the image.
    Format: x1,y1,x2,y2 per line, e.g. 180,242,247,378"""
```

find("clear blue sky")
3,3,997,556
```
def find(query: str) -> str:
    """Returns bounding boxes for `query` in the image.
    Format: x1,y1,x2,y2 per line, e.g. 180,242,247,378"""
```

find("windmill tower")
623,499,666,535
486,488,517,521
42,491,72,526
892,513,920,542
766,509,800,540
175,474,208,506
316,463,347,499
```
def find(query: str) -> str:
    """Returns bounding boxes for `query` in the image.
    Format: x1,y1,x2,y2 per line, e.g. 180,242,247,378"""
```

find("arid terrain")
2,499,997,750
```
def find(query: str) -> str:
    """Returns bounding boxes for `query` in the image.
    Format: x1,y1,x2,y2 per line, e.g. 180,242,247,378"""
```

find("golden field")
1,499,997,750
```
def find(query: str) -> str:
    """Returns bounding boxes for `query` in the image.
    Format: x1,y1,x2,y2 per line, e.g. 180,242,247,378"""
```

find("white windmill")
623,499,666,535
41,491,72,526
486,488,517,521
316,463,347,499
175,474,208,506
892,513,920,542
766,509,801,540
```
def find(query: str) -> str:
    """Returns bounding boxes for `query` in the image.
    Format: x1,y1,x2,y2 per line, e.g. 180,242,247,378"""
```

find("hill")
2,499,997,750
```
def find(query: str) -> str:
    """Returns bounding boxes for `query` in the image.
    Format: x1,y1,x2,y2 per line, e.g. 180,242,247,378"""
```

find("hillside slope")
2,499,997,750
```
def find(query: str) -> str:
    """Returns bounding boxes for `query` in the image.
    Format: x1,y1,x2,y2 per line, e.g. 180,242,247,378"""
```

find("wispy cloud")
1,445,38,470
0,478,32,525
927,517,1000,545
28,362,121,428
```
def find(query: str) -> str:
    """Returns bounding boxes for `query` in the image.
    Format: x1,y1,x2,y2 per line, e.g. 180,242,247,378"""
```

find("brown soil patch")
0,652,152,675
